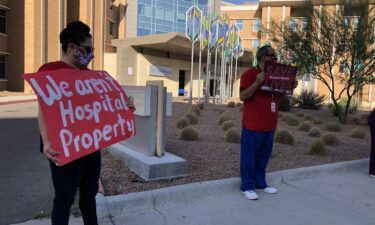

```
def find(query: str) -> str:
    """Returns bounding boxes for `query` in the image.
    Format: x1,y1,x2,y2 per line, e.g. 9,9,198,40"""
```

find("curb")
97,159,369,219
0,99,37,105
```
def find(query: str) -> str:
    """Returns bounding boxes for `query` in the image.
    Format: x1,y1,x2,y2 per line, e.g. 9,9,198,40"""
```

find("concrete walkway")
13,160,375,225
0,95,37,105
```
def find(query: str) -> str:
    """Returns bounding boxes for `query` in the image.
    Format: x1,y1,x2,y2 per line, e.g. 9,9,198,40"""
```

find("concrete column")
266,6,270,40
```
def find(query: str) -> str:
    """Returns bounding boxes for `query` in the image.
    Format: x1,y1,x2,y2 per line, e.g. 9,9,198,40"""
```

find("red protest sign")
260,61,297,95
23,69,136,166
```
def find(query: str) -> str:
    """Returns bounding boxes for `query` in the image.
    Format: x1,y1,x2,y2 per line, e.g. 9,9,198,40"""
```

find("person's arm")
240,71,265,101
38,105,60,164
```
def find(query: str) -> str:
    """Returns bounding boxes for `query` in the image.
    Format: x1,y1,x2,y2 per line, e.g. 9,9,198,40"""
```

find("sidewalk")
0,95,37,105
13,159,375,225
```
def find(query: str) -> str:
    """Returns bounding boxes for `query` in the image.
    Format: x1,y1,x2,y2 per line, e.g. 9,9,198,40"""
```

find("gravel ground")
101,102,371,196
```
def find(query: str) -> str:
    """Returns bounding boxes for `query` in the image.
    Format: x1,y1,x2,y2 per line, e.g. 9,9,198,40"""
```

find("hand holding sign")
24,69,136,166
260,61,298,95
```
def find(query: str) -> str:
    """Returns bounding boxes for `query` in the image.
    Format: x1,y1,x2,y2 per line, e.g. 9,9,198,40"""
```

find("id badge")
271,101,276,113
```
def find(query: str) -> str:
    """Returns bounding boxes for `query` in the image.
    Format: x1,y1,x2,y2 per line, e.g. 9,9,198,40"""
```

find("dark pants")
49,151,101,225
240,128,275,191
370,126,375,175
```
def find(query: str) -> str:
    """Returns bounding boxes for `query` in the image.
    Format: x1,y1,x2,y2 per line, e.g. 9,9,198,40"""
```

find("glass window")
353,17,359,31
253,19,261,32
236,20,243,31
289,18,297,31
138,28,151,36
165,10,173,21
177,12,185,22
301,18,308,31
0,9,6,34
109,21,115,36
252,39,260,49
156,8,164,19
0,55,6,79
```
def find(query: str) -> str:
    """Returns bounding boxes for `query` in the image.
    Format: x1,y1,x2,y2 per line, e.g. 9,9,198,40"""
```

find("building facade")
221,0,375,107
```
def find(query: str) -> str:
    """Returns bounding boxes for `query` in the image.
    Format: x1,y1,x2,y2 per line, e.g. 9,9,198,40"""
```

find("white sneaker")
370,174,375,178
257,186,278,194
242,190,259,200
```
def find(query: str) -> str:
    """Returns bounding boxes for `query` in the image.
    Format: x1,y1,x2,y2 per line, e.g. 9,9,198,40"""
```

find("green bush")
325,123,341,132
350,128,365,139
185,112,199,124
321,133,339,146
307,140,326,156
293,90,325,110
308,127,321,137
297,121,313,132
225,127,241,143
176,117,189,129
180,126,199,141
218,114,232,125
328,98,358,117
279,95,292,112
275,130,294,145
296,111,305,117
222,120,237,131
227,101,236,108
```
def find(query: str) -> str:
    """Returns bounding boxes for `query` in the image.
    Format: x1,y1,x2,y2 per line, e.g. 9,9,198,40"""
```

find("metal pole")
213,47,218,104
234,56,238,99
198,45,202,103
229,52,234,99
190,42,195,105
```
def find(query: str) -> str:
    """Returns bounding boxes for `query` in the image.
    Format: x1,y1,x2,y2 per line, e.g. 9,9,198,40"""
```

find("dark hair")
256,45,272,63
60,21,92,53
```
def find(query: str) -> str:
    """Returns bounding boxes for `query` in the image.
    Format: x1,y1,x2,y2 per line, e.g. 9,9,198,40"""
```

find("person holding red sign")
37,21,135,225
239,45,297,200
368,108,375,178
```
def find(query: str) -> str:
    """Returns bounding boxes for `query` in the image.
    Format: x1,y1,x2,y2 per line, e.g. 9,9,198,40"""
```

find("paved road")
0,102,53,225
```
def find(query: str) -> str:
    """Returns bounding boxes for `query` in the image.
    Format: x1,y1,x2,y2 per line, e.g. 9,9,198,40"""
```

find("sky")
223,0,258,4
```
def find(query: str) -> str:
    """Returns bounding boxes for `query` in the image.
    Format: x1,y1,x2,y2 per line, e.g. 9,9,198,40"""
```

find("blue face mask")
76,50,94,68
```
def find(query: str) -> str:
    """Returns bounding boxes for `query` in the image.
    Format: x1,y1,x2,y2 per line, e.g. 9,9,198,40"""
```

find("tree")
271,0,375,124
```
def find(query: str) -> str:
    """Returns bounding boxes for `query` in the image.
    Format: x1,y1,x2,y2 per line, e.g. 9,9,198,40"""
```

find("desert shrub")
185,112,198,124
321,133,339,146
284,116,300,126
296,112,305,117
176,117,189,129
236,102,242,107
225,127,241,143
307,140,326,156
221,110,231,116
180,126,199,141
303,114,313,121
198,103,204,110
222,120,236,131
328,98,358,117
227,101,236,108
350,128,365,139
297,121,313,132
279,95,292,111
293,90,325,110
218,114,232,125
325,123,341,132
313,118,323,125
275,130,294,145
308,128,321,137
190,106,201,116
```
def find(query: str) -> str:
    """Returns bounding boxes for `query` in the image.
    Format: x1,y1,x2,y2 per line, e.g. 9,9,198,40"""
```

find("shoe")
256,186,278,194
242,190,259,200
370,174,375,178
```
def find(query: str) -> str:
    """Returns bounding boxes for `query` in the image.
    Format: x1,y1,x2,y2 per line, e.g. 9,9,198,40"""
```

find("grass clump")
307,140,326,156
283,115,300,126
218,113,232,125
313,118,323,125
225,127,241,143
185,112,199,124
227,101,236,108
350,128,365,139
303,114,313,121
198,103,204,110
176,117,189,129
325,123,341,132
308,128,321,137
296,112,305,117
222,120,237,131
321,133,339,146
297,121,313,132
275,130,294,145
180,126,199,141
190,106,201,116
